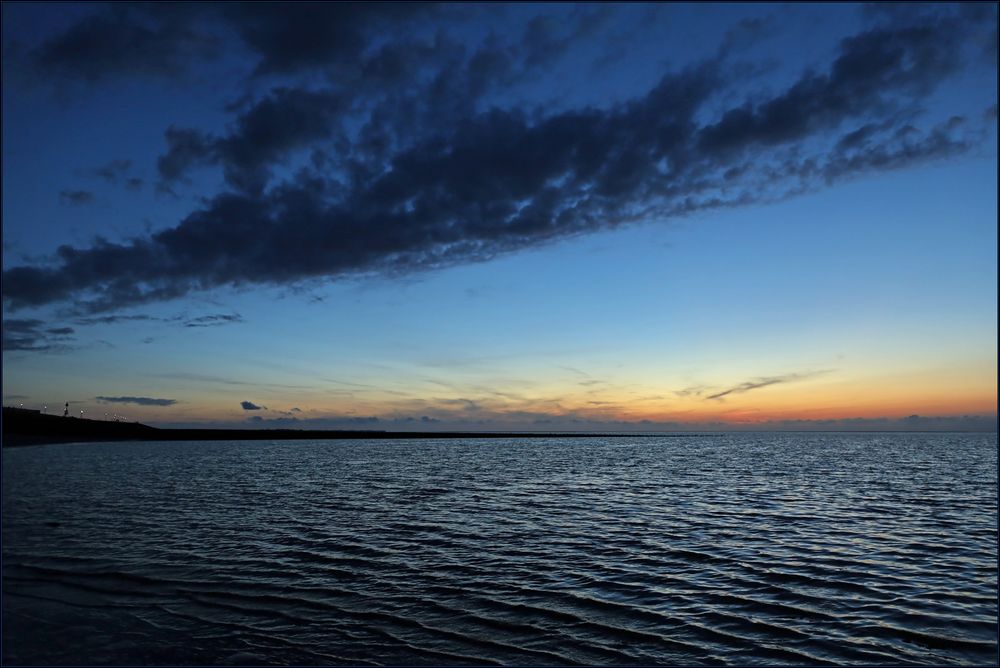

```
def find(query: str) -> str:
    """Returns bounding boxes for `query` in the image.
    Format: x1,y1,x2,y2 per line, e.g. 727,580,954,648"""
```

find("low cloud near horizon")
140,412,998,433
95,395,177,406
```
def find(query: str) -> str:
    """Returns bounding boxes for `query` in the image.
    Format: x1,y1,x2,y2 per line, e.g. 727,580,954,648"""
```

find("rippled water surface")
3,433,997,665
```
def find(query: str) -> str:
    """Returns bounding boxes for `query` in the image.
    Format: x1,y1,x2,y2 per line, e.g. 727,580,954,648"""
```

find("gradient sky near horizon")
2,2,997,431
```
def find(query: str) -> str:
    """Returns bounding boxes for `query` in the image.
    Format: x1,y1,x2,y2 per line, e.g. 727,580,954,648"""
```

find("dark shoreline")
1,407,702,447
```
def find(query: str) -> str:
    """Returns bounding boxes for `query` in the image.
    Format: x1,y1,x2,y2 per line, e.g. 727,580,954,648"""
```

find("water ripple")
3,432,997,665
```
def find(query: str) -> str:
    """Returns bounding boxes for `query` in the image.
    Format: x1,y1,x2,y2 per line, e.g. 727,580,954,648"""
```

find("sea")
2,433,997,666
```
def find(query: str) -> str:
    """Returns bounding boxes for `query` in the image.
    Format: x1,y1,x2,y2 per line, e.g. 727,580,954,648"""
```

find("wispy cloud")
91,159,142,190
159,372,252,386
2,318,75,352
183,313,243,327
705,370,833,401
156,372,312,391
74,312,244,328
75,314,160,326
437,397,484,413
58,189,94,206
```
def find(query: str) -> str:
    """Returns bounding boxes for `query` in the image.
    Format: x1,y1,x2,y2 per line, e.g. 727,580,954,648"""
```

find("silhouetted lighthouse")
63,402,69,417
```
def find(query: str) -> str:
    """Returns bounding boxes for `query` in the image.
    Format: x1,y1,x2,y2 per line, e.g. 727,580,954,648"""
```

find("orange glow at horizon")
128,361,998,427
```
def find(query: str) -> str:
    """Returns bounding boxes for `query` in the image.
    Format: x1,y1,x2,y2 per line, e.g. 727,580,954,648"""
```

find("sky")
1,2,997,432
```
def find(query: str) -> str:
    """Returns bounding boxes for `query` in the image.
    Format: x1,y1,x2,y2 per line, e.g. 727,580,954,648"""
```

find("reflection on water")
3,433,997,665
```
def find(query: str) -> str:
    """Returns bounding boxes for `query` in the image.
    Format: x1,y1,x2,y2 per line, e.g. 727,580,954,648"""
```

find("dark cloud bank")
2,4,996,314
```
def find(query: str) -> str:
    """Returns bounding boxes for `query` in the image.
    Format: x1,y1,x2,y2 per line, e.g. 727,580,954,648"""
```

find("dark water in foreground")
2,433,997,666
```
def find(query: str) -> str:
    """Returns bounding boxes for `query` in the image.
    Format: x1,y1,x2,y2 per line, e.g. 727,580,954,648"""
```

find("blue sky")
2,2,996,431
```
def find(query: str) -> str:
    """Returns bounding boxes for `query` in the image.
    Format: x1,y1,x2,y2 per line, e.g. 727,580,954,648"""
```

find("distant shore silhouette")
1,406,702,446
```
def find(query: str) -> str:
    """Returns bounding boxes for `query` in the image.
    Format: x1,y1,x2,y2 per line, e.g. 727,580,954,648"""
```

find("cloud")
240,400,264,411
705,370,832,401
241,414,448,429
27,4,217,83
157,372,311,391
697,22,966,154
153,410,997,433
93,159,132,182
221,2,435,76
224,413,477,429
245,414,380,427
818,116,972,183
704,378,786,401
439,397,484,413
156,126,212,183
75,314,160,326
2,318,75,352
2,8,992,314
89,159,144,191
73,312,243,328
58,189,95,206
24,4,432,85
95,395,177,406
158,88,347,193
764,414,997,432
521,7,611,68
717,15,778,56
674,385,709,398
182,313,244,327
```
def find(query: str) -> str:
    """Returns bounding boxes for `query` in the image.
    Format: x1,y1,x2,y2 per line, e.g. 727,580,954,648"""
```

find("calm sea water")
2,433,997,666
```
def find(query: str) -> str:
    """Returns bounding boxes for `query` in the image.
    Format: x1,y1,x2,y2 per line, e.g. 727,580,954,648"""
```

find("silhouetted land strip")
2,407,703,446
